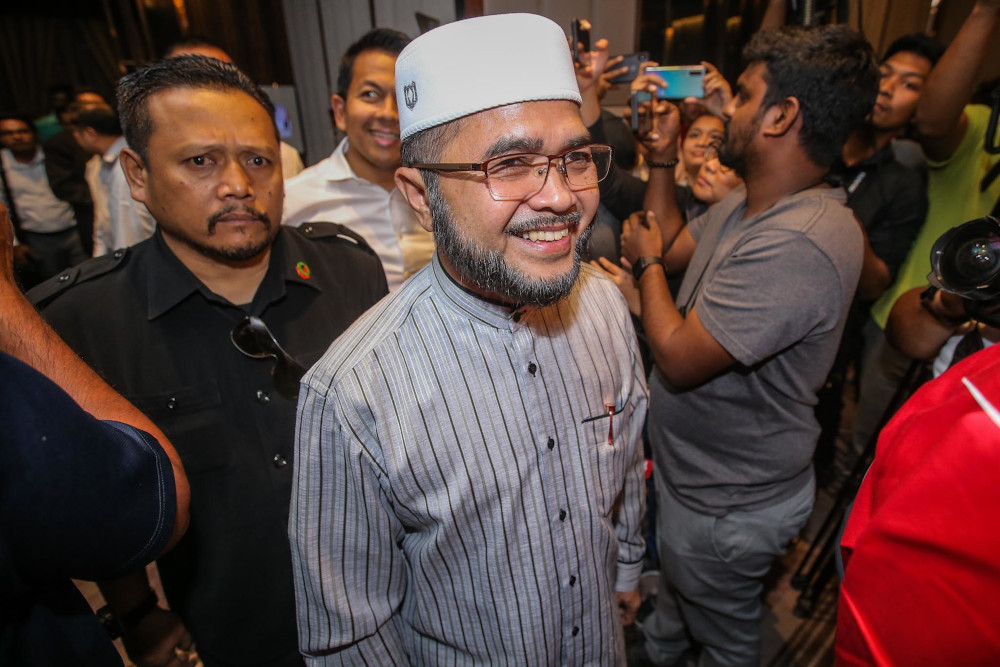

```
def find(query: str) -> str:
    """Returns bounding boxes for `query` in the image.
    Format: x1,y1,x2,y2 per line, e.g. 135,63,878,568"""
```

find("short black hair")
164,36,226,58
68,104,122,136
0,112,37,135
336,28,411,98
882,33,944,67
116,54,275,162
743,25,879,168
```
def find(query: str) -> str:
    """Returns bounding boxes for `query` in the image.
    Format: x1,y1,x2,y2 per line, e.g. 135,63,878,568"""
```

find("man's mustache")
208,205,272,234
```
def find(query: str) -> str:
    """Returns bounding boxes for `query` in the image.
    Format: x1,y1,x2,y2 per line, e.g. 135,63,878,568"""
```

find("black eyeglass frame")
230,316,307,400
410,143,614,201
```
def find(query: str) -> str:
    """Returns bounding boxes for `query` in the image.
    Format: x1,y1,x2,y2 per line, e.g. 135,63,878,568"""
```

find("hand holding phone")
606,51,650,85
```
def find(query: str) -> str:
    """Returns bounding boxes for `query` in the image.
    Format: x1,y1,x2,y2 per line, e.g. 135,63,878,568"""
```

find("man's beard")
427,181,592,307
719,111,764,180
166,205,275,262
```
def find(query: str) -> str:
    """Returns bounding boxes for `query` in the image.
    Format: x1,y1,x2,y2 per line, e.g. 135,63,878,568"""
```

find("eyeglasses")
230,316,307,400
411,143,613,201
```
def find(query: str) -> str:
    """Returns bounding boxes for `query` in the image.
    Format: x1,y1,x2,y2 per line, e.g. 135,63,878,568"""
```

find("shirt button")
273,454,288,468
569,575,576,586
303,224,313,234
58,274,70,282
113,249,125,259
527,362,537,375
558,509,567,521
166,397,177,410
572,626,580,637
547,437,555,450
256,389,271,404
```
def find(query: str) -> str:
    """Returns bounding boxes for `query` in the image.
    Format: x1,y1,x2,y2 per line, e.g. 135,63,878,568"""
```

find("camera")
928,215,1000,327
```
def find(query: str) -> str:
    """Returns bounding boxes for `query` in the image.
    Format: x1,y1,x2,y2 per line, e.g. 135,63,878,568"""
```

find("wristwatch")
632,256,665,281
647,158,679,169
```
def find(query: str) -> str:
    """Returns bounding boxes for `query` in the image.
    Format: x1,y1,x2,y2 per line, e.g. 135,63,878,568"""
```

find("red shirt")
837,344,1000,665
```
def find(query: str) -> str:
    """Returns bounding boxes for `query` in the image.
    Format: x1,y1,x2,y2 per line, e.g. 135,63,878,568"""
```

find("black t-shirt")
30,224,388,665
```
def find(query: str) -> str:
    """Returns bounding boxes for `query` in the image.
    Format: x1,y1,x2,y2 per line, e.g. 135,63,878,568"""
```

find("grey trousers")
644,471,815,667
850,317,913,456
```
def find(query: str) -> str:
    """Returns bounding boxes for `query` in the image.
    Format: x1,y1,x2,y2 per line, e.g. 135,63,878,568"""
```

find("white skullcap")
395,13,582,140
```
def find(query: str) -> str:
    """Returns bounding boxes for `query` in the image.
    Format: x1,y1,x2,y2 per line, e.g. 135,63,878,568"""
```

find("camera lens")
933,218,1000,295
953,237,999,281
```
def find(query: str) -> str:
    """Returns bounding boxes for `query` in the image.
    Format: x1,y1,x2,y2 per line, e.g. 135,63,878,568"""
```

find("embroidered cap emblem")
404,81,418,110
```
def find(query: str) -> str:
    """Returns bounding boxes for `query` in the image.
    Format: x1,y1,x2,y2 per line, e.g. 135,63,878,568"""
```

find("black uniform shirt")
30,223,388,666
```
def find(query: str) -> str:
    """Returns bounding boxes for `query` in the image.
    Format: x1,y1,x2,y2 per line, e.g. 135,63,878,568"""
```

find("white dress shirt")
89,137,156,256
282,138,434,291
0,148,76,233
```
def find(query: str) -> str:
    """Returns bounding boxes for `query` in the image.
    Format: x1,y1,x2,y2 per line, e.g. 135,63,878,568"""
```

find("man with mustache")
30,55,387,667
290,13,648,664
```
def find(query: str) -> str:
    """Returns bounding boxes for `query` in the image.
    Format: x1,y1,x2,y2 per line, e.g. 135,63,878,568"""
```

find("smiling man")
30,55,387,667
290,13,648,665
284,28,435,291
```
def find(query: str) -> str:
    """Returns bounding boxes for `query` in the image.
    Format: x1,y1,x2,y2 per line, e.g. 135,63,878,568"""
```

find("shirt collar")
145,227,321,320
430,253,537,330
1,146,43,168
102,136,128,164
320,137,358,184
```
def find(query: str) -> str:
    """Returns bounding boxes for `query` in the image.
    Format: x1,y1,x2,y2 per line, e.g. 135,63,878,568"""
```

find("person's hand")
121,608,199,667
621,210,664,264
575,38,612,95
592,257,641,316
0,203,14,286
597,54,629,99
616,588,642,626
683,62,732,118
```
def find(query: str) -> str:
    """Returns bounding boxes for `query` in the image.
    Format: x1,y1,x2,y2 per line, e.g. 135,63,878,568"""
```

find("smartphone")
571,19,591,64
646,65,706,99
607,51,650,85
630,90,653,136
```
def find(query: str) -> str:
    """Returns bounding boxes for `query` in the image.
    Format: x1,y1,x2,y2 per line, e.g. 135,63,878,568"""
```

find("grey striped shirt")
291,255,648,665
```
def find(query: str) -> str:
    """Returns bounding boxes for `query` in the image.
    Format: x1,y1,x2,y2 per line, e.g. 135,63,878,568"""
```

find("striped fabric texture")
291,256,648,665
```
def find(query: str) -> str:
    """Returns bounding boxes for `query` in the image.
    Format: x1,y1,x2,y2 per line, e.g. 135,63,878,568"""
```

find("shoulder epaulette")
27,247,130,307
293,221,377,256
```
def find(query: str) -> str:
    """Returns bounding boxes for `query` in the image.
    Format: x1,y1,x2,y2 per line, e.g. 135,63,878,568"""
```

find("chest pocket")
583,393,635,518
132,381,231,474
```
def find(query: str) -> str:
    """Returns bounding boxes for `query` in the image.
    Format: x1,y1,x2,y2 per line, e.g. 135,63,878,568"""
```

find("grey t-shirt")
649,185,863,514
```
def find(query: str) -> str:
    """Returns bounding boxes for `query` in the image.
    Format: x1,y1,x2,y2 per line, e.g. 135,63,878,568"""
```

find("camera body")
929,216,1000,327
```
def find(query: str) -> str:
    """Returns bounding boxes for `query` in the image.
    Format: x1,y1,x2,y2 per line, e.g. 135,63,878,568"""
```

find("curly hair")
743,25,880,167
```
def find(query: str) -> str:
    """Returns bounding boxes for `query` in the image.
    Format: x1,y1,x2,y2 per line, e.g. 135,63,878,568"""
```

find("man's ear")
331,95,348,133
762,96,801,138
119,147,149,205
395,167,434,233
